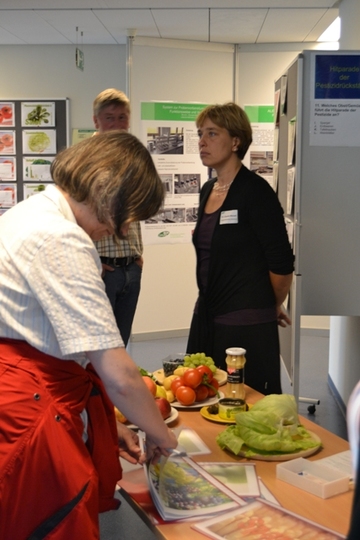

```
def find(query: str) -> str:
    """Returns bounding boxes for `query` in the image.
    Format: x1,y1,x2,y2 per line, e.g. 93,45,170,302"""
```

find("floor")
99,330,348,539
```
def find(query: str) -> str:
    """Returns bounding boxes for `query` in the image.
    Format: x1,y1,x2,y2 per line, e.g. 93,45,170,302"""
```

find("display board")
275,50,360,396
0,98,69,211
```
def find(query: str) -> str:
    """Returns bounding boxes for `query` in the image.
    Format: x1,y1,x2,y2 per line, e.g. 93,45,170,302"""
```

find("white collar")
42,185,77,224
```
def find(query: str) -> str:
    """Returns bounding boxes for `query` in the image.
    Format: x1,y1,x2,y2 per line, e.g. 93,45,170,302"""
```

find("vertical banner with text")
310,53,360,146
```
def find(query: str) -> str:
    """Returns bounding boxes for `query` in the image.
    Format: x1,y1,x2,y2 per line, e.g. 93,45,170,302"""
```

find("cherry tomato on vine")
196,365,214,384
175,385,196,406
194,384,209,402
207,378,219,397
183,368,202,389
170,376,185,395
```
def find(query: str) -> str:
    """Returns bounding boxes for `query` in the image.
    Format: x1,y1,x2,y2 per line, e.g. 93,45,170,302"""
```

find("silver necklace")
213,179,234,193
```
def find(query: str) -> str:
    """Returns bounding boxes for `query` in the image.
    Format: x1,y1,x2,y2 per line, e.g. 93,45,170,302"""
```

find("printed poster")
140,101,208,245
0,131,15,155
21,102,55,127
243,105,275,190
0,102,15,127
23,156,54,181
22,129,57,155
0,184,17,208
310,53,360,146
0,157,16,181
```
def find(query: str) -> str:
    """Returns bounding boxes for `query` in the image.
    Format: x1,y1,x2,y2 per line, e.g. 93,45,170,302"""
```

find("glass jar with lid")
225,347,246,400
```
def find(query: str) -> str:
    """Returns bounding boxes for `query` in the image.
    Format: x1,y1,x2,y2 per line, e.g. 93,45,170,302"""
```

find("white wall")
237,49,300,106
0,45,127,129
130,38,235,338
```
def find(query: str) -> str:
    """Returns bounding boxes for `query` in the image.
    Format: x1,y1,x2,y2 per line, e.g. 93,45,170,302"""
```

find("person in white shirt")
0,131,177,540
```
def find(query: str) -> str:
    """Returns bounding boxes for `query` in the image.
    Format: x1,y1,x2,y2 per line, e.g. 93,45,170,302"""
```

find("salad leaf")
216,394,321,456
216,425,245,456
249,393,299,425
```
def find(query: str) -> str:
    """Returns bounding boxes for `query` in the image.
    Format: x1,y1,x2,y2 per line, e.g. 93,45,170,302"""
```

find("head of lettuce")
216,394,321,457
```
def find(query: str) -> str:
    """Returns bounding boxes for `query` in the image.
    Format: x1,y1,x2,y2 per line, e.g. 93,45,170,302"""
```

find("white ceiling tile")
152,9,208,41
0,27,26,45
101,1,337,7
0,2,340,45
0,0,339,7
0,11,71,44
35,10,117,44
258,8,329,43
94,9,160,42
305,8,338,42
210,9,267,44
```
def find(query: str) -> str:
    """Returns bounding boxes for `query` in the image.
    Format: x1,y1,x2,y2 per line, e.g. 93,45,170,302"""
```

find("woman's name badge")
220,210,238,224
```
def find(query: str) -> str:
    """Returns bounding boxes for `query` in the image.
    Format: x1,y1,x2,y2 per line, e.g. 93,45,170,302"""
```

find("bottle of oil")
225,347,246,400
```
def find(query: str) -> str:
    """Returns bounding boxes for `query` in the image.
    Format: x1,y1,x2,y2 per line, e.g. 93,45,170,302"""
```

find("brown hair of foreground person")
51,130,164,237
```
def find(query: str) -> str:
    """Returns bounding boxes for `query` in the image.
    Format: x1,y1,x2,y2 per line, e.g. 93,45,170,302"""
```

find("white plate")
230,431,321,461
127,406,179,429
172,392,224,410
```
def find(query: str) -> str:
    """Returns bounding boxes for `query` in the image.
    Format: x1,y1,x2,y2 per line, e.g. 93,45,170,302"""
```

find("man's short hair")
93,88,130,117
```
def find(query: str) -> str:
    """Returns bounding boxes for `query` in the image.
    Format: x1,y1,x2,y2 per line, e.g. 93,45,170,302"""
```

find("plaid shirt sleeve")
94,222,143,258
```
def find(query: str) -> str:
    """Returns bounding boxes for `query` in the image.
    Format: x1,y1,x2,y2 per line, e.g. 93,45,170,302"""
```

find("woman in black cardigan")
186,102,294,395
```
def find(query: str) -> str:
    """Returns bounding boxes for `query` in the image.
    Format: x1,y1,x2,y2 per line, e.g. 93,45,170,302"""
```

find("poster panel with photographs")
0,98,68,206
243,105,276,191
140,101,208,245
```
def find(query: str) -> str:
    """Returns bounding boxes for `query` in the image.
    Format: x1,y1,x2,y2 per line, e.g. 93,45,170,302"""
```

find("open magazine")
145,453,246,521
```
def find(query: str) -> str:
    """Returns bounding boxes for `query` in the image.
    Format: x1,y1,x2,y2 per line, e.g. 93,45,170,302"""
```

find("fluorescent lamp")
318,17,340,42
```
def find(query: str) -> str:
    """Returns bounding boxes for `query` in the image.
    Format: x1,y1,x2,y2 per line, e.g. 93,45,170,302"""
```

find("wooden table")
119,385,353,539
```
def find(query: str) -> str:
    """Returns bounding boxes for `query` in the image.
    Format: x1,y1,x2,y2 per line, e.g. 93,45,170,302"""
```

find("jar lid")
226,347,246,355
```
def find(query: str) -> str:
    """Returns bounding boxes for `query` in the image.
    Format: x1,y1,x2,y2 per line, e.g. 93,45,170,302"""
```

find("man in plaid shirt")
93,89,143,346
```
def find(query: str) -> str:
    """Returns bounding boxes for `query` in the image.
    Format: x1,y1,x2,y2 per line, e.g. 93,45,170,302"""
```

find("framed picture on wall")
0,102,15,127
21,102,55,127
22,129,57,155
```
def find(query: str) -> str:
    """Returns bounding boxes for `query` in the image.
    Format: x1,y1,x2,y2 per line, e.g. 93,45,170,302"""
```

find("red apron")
0,339,122,540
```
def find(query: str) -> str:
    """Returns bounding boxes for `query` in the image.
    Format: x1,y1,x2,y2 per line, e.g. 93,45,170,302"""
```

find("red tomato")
1,106,12,120
0,112,3,124
175,385,196,406
1,134,13,147
196,365,213,383
170,376,185,395
207,378,219,397
183,368,202,389
194,384,209,402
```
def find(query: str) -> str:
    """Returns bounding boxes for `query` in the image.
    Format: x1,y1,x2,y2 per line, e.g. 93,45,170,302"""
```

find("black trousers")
187,313,281,396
